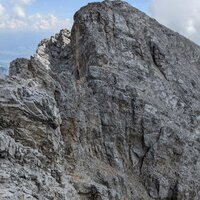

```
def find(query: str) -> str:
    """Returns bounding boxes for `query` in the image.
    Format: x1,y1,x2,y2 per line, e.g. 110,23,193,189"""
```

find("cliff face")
1,1,200,199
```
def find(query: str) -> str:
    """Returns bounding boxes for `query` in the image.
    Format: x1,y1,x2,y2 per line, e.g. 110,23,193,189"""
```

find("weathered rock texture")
1,0,200,199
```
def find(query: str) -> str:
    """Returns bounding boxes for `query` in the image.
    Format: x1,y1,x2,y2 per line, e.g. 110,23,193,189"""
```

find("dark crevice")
149,41,168,81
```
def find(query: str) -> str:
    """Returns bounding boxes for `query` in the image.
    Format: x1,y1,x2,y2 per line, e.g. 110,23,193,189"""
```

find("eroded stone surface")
1,1,200,199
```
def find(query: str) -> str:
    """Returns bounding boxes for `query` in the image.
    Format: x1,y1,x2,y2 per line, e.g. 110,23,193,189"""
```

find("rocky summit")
1,0,200,199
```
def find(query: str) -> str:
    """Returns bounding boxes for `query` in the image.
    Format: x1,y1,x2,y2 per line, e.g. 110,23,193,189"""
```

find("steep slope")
1,0,200,199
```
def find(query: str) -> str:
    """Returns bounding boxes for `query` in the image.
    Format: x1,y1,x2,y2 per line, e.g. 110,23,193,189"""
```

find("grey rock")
0,0,200,199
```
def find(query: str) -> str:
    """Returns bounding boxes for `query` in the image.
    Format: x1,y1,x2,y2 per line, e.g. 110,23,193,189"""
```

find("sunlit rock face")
1,1,200,199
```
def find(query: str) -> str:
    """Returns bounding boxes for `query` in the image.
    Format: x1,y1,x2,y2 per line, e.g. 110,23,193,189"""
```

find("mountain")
0,31,58,67
1,1,200,199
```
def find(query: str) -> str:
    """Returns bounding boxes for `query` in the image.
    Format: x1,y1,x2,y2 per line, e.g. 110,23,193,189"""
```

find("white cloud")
0,13,72,31
29,13,72,31
0,4,5,16
0,0,72,31
13,5,26,17
6,0,34,6
19,0,33,5
150,0,200,44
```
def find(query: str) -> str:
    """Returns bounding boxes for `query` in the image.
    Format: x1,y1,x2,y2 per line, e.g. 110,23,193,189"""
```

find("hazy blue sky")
0,0,200,68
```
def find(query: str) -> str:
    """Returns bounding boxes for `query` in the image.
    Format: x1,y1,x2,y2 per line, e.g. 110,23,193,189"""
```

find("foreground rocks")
1,0,200,199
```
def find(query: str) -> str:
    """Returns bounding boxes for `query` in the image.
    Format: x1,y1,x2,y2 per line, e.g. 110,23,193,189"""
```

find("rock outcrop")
1,0,200,199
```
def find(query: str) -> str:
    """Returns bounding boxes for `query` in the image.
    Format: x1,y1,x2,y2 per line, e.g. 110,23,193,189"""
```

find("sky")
0,0,200,69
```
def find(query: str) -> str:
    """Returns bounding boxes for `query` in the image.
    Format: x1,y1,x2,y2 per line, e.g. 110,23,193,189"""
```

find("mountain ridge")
1,1,200,199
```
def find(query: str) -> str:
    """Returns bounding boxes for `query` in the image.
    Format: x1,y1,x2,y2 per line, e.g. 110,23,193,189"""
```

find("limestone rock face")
1,1,200,199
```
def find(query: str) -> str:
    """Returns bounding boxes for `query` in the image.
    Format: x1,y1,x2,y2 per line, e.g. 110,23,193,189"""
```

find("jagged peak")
1,2,200,199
